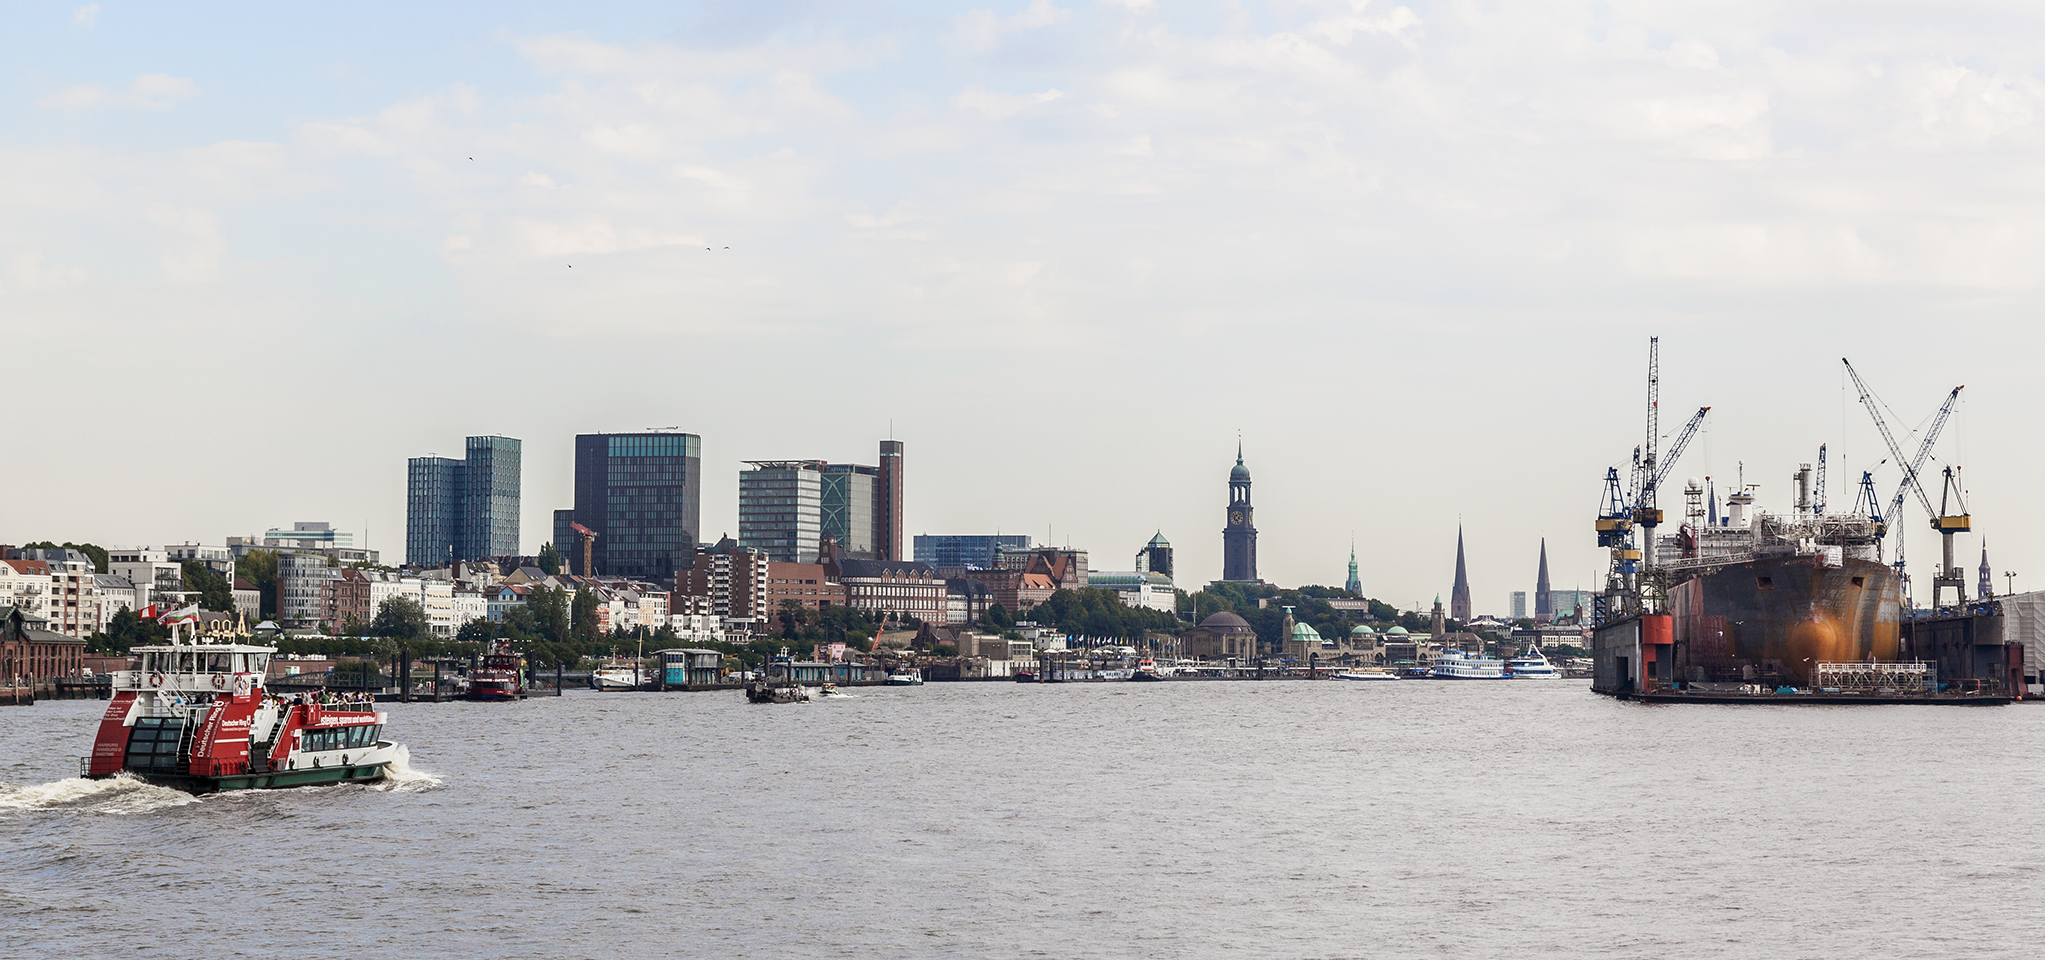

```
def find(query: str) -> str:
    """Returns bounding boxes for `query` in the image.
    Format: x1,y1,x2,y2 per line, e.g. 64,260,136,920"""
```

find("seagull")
468,157,474,160
567,264,573,268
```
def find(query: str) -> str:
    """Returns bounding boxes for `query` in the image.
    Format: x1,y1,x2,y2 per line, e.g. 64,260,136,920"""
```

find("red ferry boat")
81,623,403,793
465,641,526,701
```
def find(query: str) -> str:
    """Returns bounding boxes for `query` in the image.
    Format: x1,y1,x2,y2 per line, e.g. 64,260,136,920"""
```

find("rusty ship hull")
1665,554,1903,686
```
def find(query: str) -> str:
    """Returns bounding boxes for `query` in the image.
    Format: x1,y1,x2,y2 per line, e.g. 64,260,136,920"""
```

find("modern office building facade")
913,534,1034,570
553,432,702,581
738,461,825,563
741,440,905,564
405,435,522,567
820,464,877,558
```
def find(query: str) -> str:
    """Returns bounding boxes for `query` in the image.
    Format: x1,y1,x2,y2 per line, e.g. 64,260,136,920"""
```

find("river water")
4,681,2043,958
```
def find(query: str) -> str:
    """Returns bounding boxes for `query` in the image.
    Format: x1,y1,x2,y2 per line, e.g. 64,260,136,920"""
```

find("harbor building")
1221,443,1260,583
406,435,522,567
553,431,702,580
914,534,1033,570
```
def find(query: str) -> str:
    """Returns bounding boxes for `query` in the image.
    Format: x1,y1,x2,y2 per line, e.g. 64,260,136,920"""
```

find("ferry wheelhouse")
82,624,401,793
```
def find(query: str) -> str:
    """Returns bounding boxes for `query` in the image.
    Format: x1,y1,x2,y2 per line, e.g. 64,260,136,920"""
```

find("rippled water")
5,681,2044,958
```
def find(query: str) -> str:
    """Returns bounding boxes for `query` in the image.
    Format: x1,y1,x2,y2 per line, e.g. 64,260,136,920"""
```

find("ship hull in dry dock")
1666,554,1903,686
1593,554,1907,695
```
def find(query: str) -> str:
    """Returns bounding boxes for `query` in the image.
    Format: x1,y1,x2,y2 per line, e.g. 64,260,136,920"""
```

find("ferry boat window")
205,653,231,672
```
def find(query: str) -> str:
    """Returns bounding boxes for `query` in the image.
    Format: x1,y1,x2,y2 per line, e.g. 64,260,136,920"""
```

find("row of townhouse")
324,567,491,638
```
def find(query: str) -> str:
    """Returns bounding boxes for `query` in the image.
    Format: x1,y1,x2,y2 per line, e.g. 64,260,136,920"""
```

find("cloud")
73,4,99,28
41,73,197,111
951,86,1065,119
954,1,1072,52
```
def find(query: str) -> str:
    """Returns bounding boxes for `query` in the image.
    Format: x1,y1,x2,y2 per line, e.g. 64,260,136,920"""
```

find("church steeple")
1534,537,1553,622
1345,540,1361,595
1221,441,1259,583
1980,539,1993,600
1450,525,1472,622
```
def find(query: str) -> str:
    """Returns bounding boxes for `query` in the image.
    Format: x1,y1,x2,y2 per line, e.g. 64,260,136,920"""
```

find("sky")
5,0,2045,613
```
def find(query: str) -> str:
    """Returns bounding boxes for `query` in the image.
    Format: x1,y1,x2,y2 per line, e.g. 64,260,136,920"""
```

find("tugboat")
81,612,403,793
745,649,811,704
466,641,526,701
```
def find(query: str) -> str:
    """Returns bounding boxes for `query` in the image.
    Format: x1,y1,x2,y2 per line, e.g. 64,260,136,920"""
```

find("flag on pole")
157,605,200,626
136,604,158,620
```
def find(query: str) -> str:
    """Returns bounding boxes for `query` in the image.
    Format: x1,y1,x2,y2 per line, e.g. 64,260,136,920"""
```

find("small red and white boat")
81,618,403,793
465,641,526,701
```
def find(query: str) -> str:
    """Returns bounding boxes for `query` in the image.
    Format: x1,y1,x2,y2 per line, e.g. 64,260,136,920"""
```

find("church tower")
1534,538,1553,622
1980,540,1993,600
1450,526,1472,622
1222,442,1259,582
1345,541,1362,595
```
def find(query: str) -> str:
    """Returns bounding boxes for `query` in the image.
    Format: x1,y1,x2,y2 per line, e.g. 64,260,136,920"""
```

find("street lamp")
2005,571,2018,597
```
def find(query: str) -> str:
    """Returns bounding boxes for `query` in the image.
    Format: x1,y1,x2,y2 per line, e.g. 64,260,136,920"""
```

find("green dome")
1290,621,1322,642
1350,624,1375,635
1386,626,1409,635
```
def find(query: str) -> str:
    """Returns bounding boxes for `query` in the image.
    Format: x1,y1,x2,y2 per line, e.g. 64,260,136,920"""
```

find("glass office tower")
564,432,702,579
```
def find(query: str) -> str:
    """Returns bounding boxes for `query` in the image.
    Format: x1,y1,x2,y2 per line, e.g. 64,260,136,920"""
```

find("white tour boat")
1331,668,1402,681
1504,644,1563,679
885,668,924,686
1429,649,1507,680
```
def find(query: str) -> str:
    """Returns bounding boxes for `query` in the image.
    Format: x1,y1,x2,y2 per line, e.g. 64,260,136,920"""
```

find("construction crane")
1841,358,1968,606
1595,338,1709,619
1813,445,1827,515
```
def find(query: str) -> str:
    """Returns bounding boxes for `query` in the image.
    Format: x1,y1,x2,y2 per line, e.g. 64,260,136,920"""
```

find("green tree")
529,586,570,644
454,618,497,645
236,550,280,618
537,542,562,576
982,602,1013,631
570,585,601,643
369,596,429,643
89,606,169,654
180,560,234,612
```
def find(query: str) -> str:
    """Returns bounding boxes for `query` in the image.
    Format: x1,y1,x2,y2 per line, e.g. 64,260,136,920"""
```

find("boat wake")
369,745,443,792
0,773,198,815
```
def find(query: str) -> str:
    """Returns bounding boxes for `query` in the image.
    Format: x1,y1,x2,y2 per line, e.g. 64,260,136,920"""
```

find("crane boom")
1647,406,1711,494
1879,385,1963,527
1813,444,1827,514
1843,359,1954,525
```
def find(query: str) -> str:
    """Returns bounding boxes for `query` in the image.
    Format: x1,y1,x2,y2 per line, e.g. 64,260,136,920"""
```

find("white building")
1086,571,1178,613
451,588,488,633
44,552,102,638
0,559,52,620
109,546,183,610
420,579,455,637
95,575,144,630
166,542,235,577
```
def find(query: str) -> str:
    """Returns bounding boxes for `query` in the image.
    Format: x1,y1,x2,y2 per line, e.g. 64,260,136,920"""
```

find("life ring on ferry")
148,672,164,687
211,673,227,689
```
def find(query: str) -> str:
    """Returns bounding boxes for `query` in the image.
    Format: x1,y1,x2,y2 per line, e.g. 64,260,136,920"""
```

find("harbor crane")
1841,359,1969,607
1596,338,1709,618
1813,445,1827,515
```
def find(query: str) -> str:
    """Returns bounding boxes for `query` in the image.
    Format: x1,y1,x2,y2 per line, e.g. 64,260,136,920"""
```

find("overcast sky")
6,0,2043,613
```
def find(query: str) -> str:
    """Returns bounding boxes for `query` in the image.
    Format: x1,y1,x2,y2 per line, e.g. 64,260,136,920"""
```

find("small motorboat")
1129,659,1164,681
1013,671,1038,683
1331,669,1401,681
885,669,924,686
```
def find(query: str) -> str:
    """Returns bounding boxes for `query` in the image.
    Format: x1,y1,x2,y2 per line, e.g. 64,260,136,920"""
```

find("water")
5,682,2044,958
